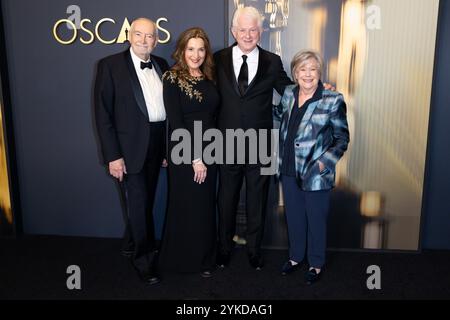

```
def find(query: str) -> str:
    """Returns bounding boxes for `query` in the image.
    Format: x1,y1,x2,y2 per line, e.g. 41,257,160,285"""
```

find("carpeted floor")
0,235,449,300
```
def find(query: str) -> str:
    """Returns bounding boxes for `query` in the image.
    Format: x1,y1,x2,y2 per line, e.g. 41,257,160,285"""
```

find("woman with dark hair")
159,28,219,277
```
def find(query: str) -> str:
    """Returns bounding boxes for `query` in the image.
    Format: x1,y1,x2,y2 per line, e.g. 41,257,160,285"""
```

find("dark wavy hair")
171,27,215,82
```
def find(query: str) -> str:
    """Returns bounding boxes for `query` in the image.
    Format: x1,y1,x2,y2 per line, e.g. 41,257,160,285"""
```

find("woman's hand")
318,160,325,173
192,160,207,184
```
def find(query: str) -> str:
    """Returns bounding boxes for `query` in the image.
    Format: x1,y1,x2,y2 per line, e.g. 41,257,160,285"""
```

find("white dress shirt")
232,45,259,84
130,48,166,122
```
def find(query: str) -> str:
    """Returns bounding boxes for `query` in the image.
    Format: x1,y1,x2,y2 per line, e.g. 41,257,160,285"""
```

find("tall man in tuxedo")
215,7,292,269
94,18,169,285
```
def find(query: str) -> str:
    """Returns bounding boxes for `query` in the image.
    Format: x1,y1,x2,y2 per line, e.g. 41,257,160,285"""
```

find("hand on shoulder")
323,82,336,91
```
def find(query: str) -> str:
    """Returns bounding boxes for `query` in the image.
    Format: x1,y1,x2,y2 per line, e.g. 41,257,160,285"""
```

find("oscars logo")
52,6,171,45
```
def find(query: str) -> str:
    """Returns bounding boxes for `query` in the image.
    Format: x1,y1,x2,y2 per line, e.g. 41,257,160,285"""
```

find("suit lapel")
296,100,320,140
124,50,149,120
296,83,325,139
280,87,297,143
150,55,163,79
222,45,272,96
286,86,297,121
222,45,241,96
245,46,269,94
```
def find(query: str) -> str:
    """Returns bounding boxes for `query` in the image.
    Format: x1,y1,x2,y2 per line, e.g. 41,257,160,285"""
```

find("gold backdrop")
229,0,439,250
0,74,13,234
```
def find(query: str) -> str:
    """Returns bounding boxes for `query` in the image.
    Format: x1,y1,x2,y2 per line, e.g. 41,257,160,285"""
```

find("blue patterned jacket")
274,84,350,191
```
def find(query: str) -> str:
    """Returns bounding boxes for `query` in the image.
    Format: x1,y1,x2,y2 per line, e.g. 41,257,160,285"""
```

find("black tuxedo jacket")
214,44,292,131
94,49,169,174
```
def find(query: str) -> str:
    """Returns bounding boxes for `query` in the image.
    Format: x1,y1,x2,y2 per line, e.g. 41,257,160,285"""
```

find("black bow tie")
140,61,153,70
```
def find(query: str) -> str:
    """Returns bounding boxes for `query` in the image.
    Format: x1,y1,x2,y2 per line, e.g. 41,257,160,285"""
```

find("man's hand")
109,158,127,182
161,159,168,167
323,82,336,91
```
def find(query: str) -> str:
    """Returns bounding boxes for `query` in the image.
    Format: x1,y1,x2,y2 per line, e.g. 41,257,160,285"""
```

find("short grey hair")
291,50,324,83
231,6,263,30
130,17,158,37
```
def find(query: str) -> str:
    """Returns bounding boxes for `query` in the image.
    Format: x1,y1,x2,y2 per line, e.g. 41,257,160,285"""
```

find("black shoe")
144,273,161,285
139,270,161,285
249,255,264,270
216,252,231,268
121,249,134,258
281,260,302,275
133,263,161,285
201,270,213,278
305,268,321,285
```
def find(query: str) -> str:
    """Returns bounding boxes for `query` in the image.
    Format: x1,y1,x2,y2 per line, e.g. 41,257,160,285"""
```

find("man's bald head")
129,18,158,60
130,18,158,37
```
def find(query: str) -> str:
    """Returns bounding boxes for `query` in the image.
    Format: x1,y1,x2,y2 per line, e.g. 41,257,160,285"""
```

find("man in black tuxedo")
215,7,292,270
94,18,169,284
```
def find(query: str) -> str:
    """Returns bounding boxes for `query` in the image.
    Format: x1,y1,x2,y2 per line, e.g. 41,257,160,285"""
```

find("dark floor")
0,235,449,300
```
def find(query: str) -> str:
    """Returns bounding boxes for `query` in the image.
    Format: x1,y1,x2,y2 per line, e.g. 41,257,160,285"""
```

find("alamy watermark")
65,5,81,29
366,5,382,30
170,121,279,175
366,265,381,290
66,265,81,290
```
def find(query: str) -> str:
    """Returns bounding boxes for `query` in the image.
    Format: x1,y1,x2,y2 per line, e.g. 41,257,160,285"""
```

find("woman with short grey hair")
290,50,324,80
274,50,350,285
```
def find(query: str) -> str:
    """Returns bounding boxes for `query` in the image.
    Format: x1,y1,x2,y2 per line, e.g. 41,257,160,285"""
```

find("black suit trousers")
218,163,270,257
119,121,165,273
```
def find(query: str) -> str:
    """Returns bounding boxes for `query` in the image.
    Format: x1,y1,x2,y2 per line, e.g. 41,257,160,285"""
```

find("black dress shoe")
249,255,264,270
201,270,213,278
145,274,161,285
140,270,161,285
216,252,231,268
281,260,302,275
133,264,161,285
121,249,134,258
305,268,321,285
